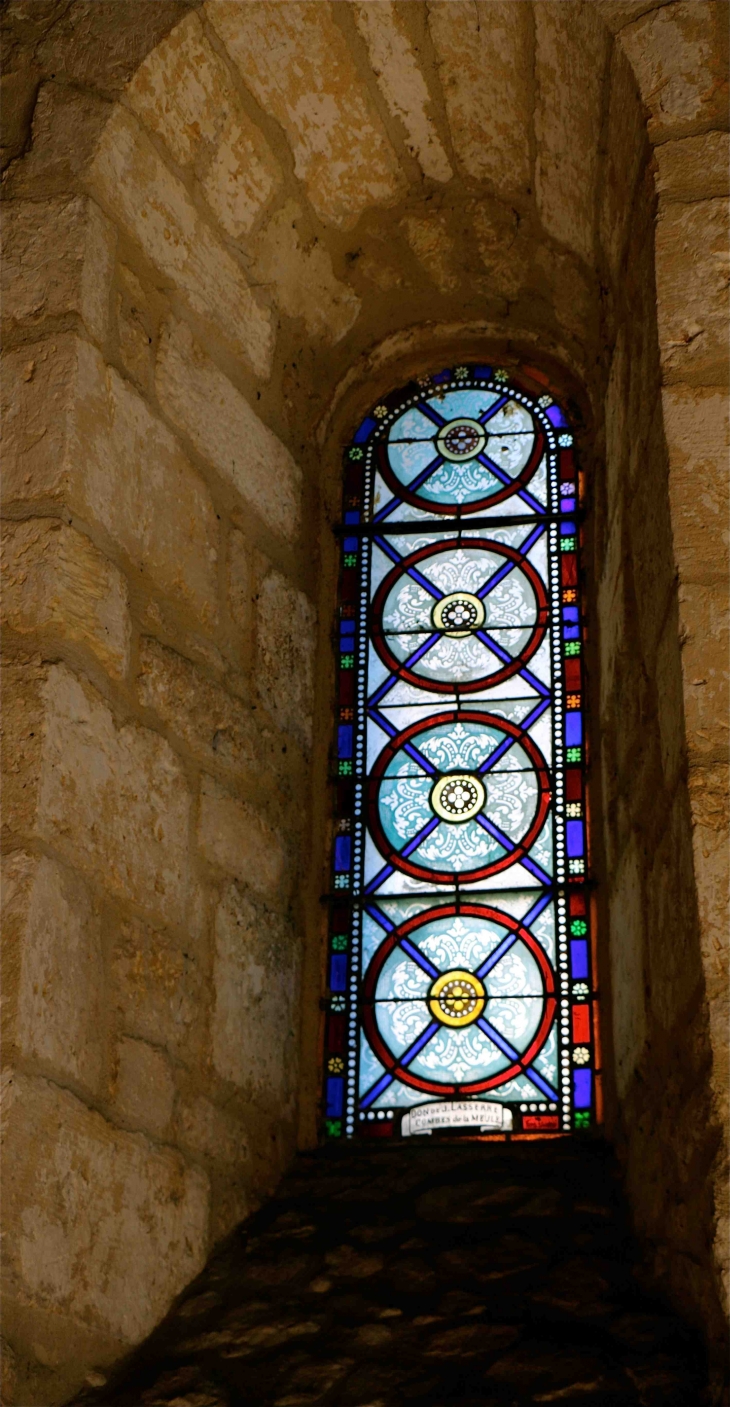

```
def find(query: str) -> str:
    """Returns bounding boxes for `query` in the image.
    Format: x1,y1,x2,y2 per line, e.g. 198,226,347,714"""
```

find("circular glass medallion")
428,969,486,1027
436,418,486,462
431,772,485,823
431,591,486,637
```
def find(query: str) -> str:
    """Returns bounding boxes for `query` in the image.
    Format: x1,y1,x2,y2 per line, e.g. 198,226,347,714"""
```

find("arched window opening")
324,363,600,1143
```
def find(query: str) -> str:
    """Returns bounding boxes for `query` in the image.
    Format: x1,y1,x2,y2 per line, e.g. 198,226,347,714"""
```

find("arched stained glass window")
324,363,600,1142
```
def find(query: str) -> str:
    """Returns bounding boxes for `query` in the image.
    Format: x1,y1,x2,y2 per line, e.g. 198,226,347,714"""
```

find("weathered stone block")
534,3,609,262
137,636,262,781
2,336,219,624
599,46,648,278
352,2,452,184
197,774,288,900
1,518,131,679
116,263,155,392
2,661,192,930
155,317,301,542
618,1,728,142
2,852,104,1096
427,1,531,195
112,1037,175,1138
609,844,647,1099
227,528,252,638
402,211,458,293
87,105,273,376
255,568,316,751
126,12,281,240
655,131,730,202
110,913,206,1065
250,200,361,343
662,385,729,581
206,0,403,229
656,198,730,384
3,82,112,198
678,582,729,761
1,196,115,344
2,1072,208,1345
212,883,300,1101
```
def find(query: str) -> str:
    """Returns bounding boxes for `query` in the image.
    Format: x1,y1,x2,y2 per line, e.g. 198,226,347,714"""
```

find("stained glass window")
323,363,601,1142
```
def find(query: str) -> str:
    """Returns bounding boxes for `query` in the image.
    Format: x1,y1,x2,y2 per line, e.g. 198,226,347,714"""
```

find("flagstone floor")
75,1139,712,1407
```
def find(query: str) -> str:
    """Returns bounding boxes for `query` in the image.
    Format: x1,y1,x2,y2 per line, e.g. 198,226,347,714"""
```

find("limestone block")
656,198,730,385
608,844,647,1099
206,0,403,229
534,4,609,262
177,1093,251,1171
599,47,647,278
212,883,300,1101
2,661,193,930
116,264,154,391
197,774,288,900
1,196,115,344
655,132,730,202
645,787,705,1032
1,519,131,679
155,317,301,542
111,915,206,1064
255,568,316,750
126,12,281,239
112,1037,175,1138
427,1,531,195
2,336,219,625
137,636,263,782
3,82,112,199
351,2,452,183
470,201,526,300
87,106,273,377
618,1,728,142
2,853,104,1096
2,1072,209,1345
654,605,687,795
662,385,729,580
227,528,251,637
402,212,458,293
250,200,361,344
678,583,729,761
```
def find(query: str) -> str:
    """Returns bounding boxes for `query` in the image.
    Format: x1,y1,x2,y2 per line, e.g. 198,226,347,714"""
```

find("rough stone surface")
655,197,730,384
155,317,301,542
618,0,728,141
212,883,300,1102
534,4,609,262
126,12,281,239
1,518,131,679
110,912,206,1068
662,384,729,580
87,106,273,376
69,1142,712,1407
427,1,532,194
137,636,261,783
112,1037,176,1138
255,568,316,750
2,337,219,625
207,0,403,229
655,130,730,202
352,2,452,183
1,196,116,344
2,1071,209,1361
2,852,104,1097
3,662,192,930
250,199,361,344
197,774,289,901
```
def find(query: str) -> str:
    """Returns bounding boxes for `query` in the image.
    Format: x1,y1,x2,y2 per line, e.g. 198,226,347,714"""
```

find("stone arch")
2,3,727,1401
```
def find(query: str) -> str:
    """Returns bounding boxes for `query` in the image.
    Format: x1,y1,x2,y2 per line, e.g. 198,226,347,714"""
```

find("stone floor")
75,1139,713,1407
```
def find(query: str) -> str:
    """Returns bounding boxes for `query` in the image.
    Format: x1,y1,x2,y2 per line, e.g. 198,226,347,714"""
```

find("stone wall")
1,2,727,1402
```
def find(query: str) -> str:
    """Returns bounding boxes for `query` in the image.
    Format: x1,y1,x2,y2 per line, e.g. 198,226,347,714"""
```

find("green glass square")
565,642,581,657
574,1111,590,1130
325,1119,342,1137
331,934,348,951
344,553,357,567
338,760,352,776
341,654,354,669
570,918,588,936
566,746,581,761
